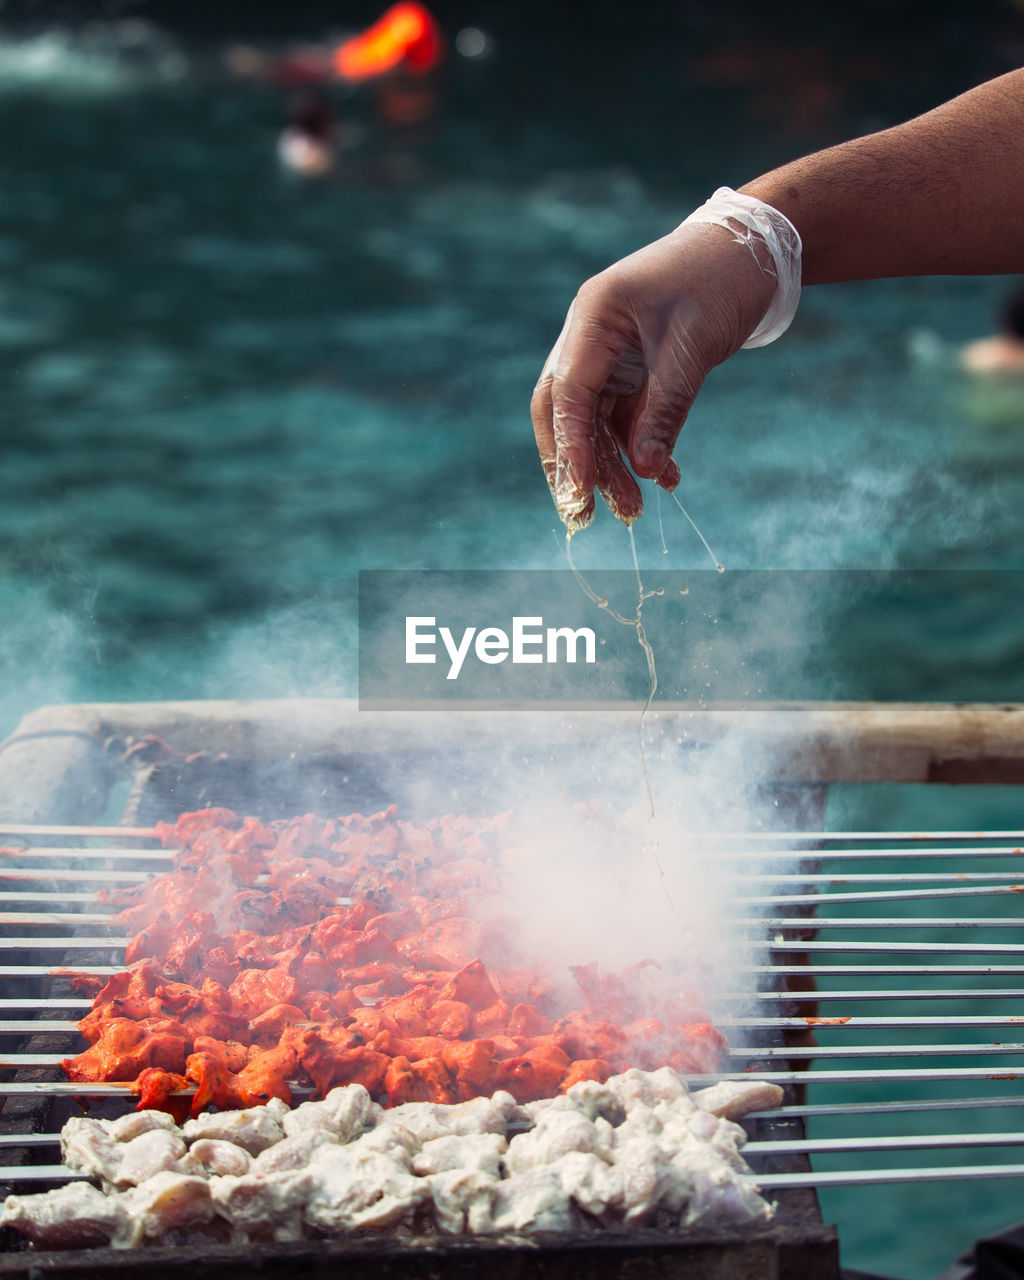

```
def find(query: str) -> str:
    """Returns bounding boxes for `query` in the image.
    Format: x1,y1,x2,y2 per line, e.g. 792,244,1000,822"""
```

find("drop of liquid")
716,564,725,574
679,586,689,596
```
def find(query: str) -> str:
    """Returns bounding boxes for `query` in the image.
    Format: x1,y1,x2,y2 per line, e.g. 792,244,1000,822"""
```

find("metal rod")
690,831,1024,842
0,892,107,904
0,849,171,862
0,1134,60,1146
731,1045,1024,1061
0,1000,93,1011
756,917,1024,930
0,914,117,926
5,824,1024,844
729,989,1024,1003
677,1067,1024,1084
0,1022,95,1034
0,870,149,884
745,1132,1024,1156
715,848,1024,860
721,1015,1024,1030
0,966,121,977
0,1080,314,1098
739,965,1024,976
0,938,127,950
748,1165,1024,1190
0,1166,79,1181
740,885,1024,907
763,940,1024,954
0,825,159,839
745,1096,1024,1119
732,872,1024,883
31,1014,1020,1036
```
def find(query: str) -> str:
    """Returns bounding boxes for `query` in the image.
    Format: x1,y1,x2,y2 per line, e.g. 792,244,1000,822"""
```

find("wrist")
679,186,803,348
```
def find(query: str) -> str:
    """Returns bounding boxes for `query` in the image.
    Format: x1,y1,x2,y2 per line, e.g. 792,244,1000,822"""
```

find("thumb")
627,341,705,479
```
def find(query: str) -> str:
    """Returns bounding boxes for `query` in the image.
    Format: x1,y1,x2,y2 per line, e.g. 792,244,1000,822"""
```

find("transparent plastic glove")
531,187,802,532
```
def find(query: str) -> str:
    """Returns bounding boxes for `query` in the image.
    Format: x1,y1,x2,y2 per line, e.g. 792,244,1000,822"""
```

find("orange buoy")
334,2,443,82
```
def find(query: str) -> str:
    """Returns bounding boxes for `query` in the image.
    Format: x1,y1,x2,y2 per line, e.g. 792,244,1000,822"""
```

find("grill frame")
8,695,1022,1277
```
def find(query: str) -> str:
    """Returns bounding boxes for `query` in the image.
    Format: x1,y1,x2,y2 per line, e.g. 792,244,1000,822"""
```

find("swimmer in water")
277,93,337,177
960,283,1024,376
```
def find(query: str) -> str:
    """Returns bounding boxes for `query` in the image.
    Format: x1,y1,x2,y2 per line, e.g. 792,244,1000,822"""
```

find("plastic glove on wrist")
531,187,802,532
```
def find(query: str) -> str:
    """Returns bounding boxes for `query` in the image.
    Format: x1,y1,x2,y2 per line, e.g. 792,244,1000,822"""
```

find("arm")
534,68,1024,531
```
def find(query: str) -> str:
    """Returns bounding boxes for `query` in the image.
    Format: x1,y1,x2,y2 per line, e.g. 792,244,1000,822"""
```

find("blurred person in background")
226,3,444,173
531,67,1024,533
277,92,339,178
960,281,1024,376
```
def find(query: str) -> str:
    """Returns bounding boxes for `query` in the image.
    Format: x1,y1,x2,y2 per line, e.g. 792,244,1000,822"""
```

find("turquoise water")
4,7,1024,1274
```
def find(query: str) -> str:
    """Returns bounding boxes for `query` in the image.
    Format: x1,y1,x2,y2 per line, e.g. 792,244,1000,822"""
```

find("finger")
657,458,681,492
627,337,704,480
529,372,558,502
549,307,629,523
594,420,643,525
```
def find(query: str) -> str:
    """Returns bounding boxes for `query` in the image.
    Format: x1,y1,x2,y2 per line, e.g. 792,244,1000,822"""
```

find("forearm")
741,68,1024,284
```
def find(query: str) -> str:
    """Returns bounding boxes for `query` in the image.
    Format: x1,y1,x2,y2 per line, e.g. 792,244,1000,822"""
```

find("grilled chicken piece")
506,1109,612,1175
411,1132,506,1178
102,1110,180,1143
208,1169,312,1243
428,1168,498,1234
610,1133,673,1225
562,1078,625,1125
676,1144,773,1228
183,1138,252,1177
61,1117,125,1185
552,1150,620,1218
114,1130,189,1188
250,1129,333,1175
281,1083,379,1143
691,1079,785,1121
304,1144,430,1231
387,1093,511,1144
182,1100,287,1154
488,1166,574,1233
119,1172,214,1247
1,1182,127,1249
63,1017,187,1083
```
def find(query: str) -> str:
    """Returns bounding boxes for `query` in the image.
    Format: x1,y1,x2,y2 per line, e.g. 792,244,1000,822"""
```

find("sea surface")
3,3,1024,1274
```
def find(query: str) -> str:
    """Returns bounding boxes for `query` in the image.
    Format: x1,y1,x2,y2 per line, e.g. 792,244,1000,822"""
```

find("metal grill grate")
2,824,1024,1196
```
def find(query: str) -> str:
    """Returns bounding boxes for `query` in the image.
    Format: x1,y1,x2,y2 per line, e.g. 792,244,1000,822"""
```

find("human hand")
531,188,801,532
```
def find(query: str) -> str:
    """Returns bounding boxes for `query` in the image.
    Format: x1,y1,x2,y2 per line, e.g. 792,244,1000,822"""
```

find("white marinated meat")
208,1168,313,1242
387,1094,512,1143
249,1128,333,1175
281,1083,379,1143
113,1129,189,1187
3,1069,775,1248
610,1134,673,1224
103,1110,180,1143
182,1100,287,1153
691,1079,785,1121
1,1182,127,1249
304,1145,430,1231
184,1138,252,1178
428,1168,498,1234
119,1172,214,1247
551,1150,620,1218
489,1166,574,1232
411,1131,506,1177
505,1109,611,1174
61,1116,124,1185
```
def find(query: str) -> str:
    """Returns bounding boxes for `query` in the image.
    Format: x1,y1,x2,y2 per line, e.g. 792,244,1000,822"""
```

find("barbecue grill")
3,697,1024,1278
